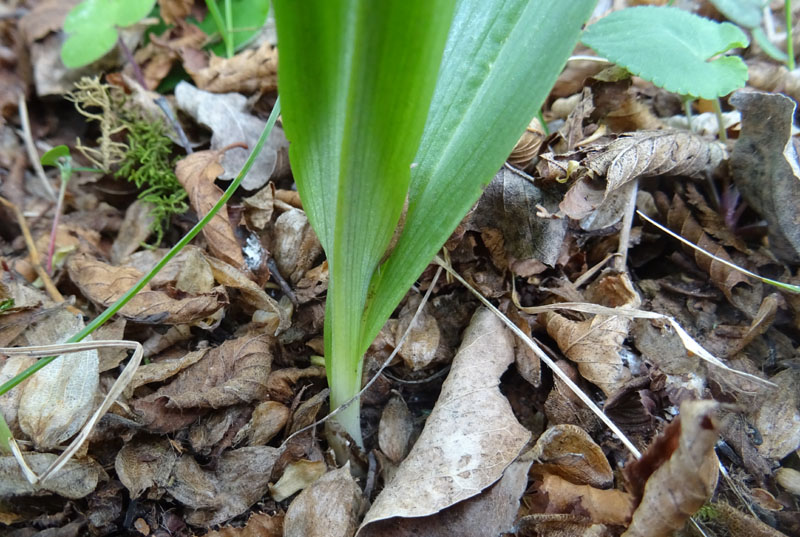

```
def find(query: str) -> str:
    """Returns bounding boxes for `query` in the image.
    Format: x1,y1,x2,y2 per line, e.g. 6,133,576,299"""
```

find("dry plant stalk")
66,77,127,171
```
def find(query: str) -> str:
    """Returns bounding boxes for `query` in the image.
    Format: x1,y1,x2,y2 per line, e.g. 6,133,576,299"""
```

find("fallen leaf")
378,394,414,463
776,467,800,497
508,116,546,169
273,208,323,283
0,453,103,499
175,146,247,268
270,459,327,502
516,513,609,537
188,406,251,455
115,436,178,499
186,41,278,95
359,308,530,528
242,183,275,230
622,400,720,537
393,292,441,371
283,464,363,537
205,512,284,537
158,0,193,25
0,355,35,433
124,348,206,398
730,90,800,263
110,200,156,265
529,424,613,489
175,81,289,189
535,472,634,526
713,501,791,537
67,253,228,324
236,400,290,446
752,369,800,460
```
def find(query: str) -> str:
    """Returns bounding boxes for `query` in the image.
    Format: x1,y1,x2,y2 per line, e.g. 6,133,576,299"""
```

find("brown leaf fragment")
360,308,530,527
115,436,178,499
158,0,193,25
529,425,613,489
167,446,280,527
561,130,725,219
517,513,610,537
175,146,246,268
111,200,156,265
730,90,800,263
270,459,327,502
535,473,634,526
237,400,290,446
206,512,284,537
393,292,440,371
714,501,791,537
777,467,800,497
266,366,326,403
125,348,206,398
0,355,35,433
746,60,800,103
752,369,800,460
0,453,103,499
186,41,278,95
131,397,206,434
657,192,762,315
242,183,275,230
622,400,720,537
273,208,323,283
67,254,228,324
284,464,363,537
508,116,546,168
379,394,414,463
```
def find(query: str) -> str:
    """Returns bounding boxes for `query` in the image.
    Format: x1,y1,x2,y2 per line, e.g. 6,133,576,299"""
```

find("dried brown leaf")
67,253,228,324
186,41,278,95
110,200,155,265
270,459,327,502
529,424,613,489
273,208,324,283
517,513,610,537
393,292,440,371
752,369,800,460
0,355,35,433
622,400,720,537
0,453,103,499
124,348,206,398
206,512,284,537
378,394,414,463
237,400,290,446
157,0,193,25
536,473,634,526
115,436,178,498
242,183,275,230
284,464,363,537
508,116,546,168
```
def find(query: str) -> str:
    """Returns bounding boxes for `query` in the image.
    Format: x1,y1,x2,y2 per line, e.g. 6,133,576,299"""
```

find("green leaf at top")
193,0,270,56
581,6,749,99
63,0,116,33
709,0,766,29
61,26,118,68
113,0,156,27
40,145,70,167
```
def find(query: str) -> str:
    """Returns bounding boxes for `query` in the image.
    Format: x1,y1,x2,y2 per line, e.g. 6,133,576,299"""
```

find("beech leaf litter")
2,1,800,536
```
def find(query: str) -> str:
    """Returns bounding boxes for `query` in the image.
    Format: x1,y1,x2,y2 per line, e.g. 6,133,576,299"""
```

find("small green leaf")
40,145,70,167
60,26,119,68
63,0,115,33
112,0,156,27
581,6,749,99
708,0,766,28
194,0,270,56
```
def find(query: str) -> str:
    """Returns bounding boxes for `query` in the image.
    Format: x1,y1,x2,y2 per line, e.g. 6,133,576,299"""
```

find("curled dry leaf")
360,308,530,529
752,368,800,460
124,348,206,398
67,253,228,324
516,513,609,537
379,394,414,463
115,436,178,499
242,183,275,230
393,292,441,371
236,400,291,446
0,355,35,434
270,459,327,502
110,200,156,265
17,312,98,449
535,473,634,526
776,467,800,497
175,145,247,268
273,208,324,283
186,41,278,95
508,116,546,168
622,400,720,537
284,464,363,537
561,130,726,220
0,453,104,499
206,512,285,537
529,424,613,489
656,192,762,315
541,272,640,397
730,90,800,263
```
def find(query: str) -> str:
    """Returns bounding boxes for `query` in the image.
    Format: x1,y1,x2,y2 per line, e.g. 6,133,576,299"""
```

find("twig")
614,180,639,271
17,95,56,201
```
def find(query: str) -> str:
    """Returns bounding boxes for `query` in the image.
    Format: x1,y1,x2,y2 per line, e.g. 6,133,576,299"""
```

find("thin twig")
17,95,56,201
614,180,639,271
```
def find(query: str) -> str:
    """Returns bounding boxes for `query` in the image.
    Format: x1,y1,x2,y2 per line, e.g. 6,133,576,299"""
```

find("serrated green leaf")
359,0,597,355
40,145,70,167
60,26,118,68
112,0,156,27
581,6,749,99
708,0,766,28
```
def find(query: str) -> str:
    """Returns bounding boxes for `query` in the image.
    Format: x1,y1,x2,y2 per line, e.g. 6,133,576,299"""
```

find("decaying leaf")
175,146,247,268
0,453,104,499
115,436,178,499
124,348,206,398
516,513,609,537
243,184,275,230
713,501,791,537
360,308,530,529
560,130,726,220
175,81,289,189
393,292,441,371
541,272,640,397
270,459,327,502
529,424,613,489
0,355,35,434
236,400,291,446
730,90,800,263
508,116,546,169
110,200,156,265
67,253,228,324
378,394,414,463
751,369,800,460
534,472,634,526
205,512,284,537
622,400,720,537
273,208,323,283
284,464,363,537
186,41,278,95
17,312,98,449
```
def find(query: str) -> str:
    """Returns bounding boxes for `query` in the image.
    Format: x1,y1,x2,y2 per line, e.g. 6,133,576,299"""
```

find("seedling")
275,0,597,447
709,0,793,68
61,0,156,68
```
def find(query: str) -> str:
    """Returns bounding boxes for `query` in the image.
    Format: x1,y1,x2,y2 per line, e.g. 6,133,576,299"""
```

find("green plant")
274,0,597,446
709,0,793,67
61,0,156,68
200,0,271,58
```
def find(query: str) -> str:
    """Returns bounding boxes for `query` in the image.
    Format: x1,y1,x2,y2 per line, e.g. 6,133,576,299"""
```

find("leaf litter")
2,1,800,536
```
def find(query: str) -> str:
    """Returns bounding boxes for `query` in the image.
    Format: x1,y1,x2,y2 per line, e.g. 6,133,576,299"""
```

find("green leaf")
195,0,271,56
275,0,456,442
113,0,156,27
360,0,597,355
708,0,766,28
60,26,118,68
581,6,749,99
63,0,116,33
40,145,71,167
752,27,789,63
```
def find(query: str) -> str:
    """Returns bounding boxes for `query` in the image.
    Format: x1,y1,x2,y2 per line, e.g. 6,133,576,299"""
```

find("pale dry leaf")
529,424,613,489
124,348,206,398
242,183,275,230
273,208,323,283
67,253,228,324
536,472,634,526
752,368,800,460
175,81,289,189
17,312,98,449
776,467,800,497
188,406,251,455
111,200,156,265
94,318,128,372
378,395,414,463
359,308,530,528
393,292,440,371
508,116,546,168
175,246,215,294
157,0,193,25
713,501,791,537
269,459,327,502
115,436,178,498
0,452,103,499
186,41,278,95
284,464,363,537
237,400,290,446
516,513,610,537
205,512,284,537
622,400,720,537
175,146,247,268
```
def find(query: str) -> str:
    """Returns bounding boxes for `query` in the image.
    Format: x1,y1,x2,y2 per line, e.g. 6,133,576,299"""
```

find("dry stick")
614,180,639,272
17,94,57,201
433,255,643,459
280,266,444,449
0,196,81,315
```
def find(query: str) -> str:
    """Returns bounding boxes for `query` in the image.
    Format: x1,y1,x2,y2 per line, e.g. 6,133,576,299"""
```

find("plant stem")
712,97,727,142
205,0,233,57
224,0,234,58
787,0,795,69
0,98,281,398
683,97,694,132
46,166,71,274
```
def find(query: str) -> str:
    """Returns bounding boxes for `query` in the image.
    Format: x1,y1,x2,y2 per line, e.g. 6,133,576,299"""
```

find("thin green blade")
361,0,598,354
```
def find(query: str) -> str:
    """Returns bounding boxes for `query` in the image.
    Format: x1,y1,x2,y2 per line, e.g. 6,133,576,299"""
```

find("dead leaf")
746,60,800,113
508,116,546,169
110,200,156,265
236,400,290,446
124,348,206,398
622,400,720,537
266,366,326,403
175,146,247,268
185,41,278,95
284,464,363,537
158,0,193,25
273,208,323,283
243,184,275,230
535,473,634,526
393,292,440,371
0,453,103,499
529,424,613,489
777,467,800,497
752,369,800,460
378,394,414,463
115,436,178,499
175,81,289,189
67,253,228,324
730,90,800,263
516,513,610,537
713,501,791,537
270,459,327,502
359,308,530,528
0,355,35,433
189,406,251,455
206,512,284,537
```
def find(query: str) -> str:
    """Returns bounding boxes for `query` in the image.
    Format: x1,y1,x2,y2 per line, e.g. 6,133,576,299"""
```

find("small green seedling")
40,145,102,273
61,0,156,68
709,0,793,67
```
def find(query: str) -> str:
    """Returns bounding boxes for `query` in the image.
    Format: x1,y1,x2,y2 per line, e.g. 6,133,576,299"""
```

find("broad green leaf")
708,0,766,28
194,0,271,56
275,0,455,440
63,0,115,33
61,26,118,68
581,6,749,99
40,145,70,167
113,0,156,27
753,27,789,63
360,0,597,355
